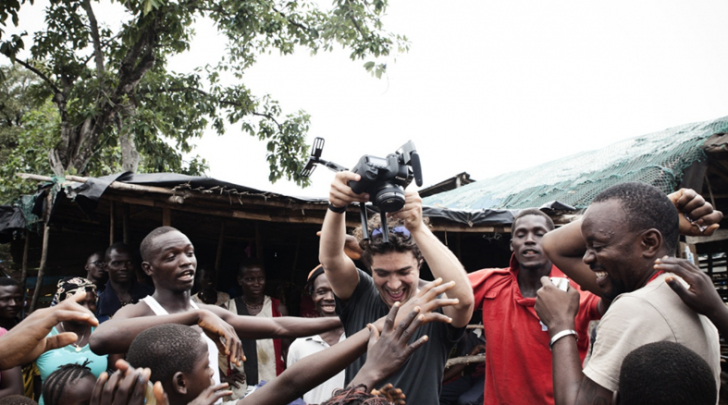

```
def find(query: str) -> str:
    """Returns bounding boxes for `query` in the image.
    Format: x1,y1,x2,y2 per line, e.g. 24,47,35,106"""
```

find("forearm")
90,310,201,354
240,328,369,405
707,303,728,337
550,333,584,405
0,367,23,396
543,220,601,295
225,315,342,339
319,210,359,298
412,227,473,325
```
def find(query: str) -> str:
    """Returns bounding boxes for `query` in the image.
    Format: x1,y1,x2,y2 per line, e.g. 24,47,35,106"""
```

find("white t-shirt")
287,332,346,404
584,273,720,397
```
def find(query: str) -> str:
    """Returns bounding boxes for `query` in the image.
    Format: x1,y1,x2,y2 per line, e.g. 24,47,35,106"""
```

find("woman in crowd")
35,278,107,405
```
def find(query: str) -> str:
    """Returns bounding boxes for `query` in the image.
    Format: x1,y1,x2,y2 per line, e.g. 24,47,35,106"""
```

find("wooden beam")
215,222,225,271
30,192,52,312
445,355,485,368
430,224,511,233
162,208,171,226
20,229,29,316
122,203,130,244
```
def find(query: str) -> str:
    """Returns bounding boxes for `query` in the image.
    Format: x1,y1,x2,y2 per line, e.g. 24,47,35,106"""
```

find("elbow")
88,335,106,355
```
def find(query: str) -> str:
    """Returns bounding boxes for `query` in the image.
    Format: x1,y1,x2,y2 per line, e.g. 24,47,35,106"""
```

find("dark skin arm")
535,277,613,405
656,256,728,336
0,366,23,397
90,304,244,365
203,304,342,340
239,303,428,405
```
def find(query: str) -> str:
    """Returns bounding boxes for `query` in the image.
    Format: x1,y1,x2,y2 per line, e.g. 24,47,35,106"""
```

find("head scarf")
50,277,97,307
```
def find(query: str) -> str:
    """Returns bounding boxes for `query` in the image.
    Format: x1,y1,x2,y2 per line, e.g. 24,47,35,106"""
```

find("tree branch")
81,0,106,89
14,59,60,94
271,7,310,32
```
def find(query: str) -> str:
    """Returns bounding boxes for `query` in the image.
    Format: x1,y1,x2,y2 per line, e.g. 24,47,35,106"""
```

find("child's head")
126,324,213,404
41,361,96,405
0,395,39,405
617,341,716,405
321,385,391,405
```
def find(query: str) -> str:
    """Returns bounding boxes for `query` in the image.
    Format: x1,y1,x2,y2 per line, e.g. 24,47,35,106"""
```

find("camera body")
348,153,414,213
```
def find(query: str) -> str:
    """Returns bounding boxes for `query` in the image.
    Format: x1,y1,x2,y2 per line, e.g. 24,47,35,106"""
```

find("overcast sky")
10,1,728,199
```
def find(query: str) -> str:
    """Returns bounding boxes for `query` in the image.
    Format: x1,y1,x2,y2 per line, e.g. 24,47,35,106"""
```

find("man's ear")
172,371,187,395
640,229,663,258
612,389,619,405
141,261,153,277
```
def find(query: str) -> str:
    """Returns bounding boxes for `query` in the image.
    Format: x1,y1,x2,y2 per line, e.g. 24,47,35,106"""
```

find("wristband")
328,202,348,214
549,329,578,350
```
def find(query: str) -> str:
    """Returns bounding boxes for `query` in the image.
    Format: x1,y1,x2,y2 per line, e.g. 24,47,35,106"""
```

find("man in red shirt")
468,208,606,405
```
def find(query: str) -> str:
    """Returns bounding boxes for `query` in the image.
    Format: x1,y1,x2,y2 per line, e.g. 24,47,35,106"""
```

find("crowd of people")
0,176,725,405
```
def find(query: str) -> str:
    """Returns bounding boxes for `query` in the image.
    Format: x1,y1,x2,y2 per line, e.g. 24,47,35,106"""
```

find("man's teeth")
595,271,608,279
389,289,404,296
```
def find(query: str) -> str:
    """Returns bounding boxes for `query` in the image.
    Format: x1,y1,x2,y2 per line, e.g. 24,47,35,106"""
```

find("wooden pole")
291,236,301,282
445,355,485,368
20,229,30,317
109,201,115,245
30,192,52,312
122,203,130,244
255,222,264,262
215,222,225,271
162,208,171,226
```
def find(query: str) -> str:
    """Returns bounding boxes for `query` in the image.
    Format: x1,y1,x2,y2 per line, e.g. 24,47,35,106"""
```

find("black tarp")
0,206,25,243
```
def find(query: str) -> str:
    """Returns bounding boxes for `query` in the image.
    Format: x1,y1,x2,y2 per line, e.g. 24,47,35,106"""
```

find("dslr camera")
301,138,423,243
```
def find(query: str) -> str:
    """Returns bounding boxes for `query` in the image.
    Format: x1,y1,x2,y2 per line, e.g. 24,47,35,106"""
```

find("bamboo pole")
30,192,52,312
122,203,130,243
445,355,485,368
215,222,225,271
109,201,115,245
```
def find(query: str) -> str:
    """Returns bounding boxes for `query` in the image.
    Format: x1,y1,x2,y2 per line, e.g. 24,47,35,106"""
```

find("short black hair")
126,324,204,384
321,385,390,405
593,182,679,254
619,341,716,405
0,395,38,405
41,360,94,405
512,208,555,232
0,277,20,288
238,258,265,277
139,226,179,262
105,242,133,262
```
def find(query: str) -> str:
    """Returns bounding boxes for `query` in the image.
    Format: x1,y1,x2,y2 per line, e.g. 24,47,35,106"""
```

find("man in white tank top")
90,227,343,393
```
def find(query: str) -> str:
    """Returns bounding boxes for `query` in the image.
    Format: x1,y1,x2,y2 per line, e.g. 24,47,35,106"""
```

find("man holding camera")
319,171,474,405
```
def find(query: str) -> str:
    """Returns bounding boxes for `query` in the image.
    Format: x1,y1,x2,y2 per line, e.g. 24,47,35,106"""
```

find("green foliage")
0,0,407,188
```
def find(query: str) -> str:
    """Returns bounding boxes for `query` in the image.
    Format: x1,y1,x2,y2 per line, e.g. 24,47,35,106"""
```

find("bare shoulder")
112,300,154,320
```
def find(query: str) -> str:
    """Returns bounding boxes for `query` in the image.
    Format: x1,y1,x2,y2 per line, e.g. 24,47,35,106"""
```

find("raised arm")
542,219,602,296
319,171,370,301
391,191,474,327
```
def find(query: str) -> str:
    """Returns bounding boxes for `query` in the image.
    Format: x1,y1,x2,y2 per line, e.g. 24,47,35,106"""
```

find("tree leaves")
1,0,408,189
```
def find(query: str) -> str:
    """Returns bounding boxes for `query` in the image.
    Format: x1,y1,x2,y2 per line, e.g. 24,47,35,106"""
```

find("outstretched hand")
90,359,151,405
197,309,245,366
668,188,723,236
655,256,726,318
0,290,98,369
380,278,457,330
351,302,429,389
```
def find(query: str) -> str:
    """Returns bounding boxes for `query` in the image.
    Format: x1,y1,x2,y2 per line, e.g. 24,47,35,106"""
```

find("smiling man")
286,266,346,404
319,171,473,405
0,278,22,331
536,183,722,405
467,208,605,405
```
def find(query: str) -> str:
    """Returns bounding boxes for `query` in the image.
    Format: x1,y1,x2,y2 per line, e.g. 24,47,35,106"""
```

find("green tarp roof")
424,115,728,210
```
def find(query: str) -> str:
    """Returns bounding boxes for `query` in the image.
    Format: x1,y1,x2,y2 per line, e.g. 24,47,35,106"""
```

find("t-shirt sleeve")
468,269,491,309
286,340,301,366
583,296,673,392
335,269,374,324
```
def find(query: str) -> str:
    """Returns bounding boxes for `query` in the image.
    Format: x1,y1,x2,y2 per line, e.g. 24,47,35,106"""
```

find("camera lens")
375,183,405,212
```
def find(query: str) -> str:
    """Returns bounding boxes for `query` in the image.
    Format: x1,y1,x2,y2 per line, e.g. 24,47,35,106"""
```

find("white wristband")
549,329,578,350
